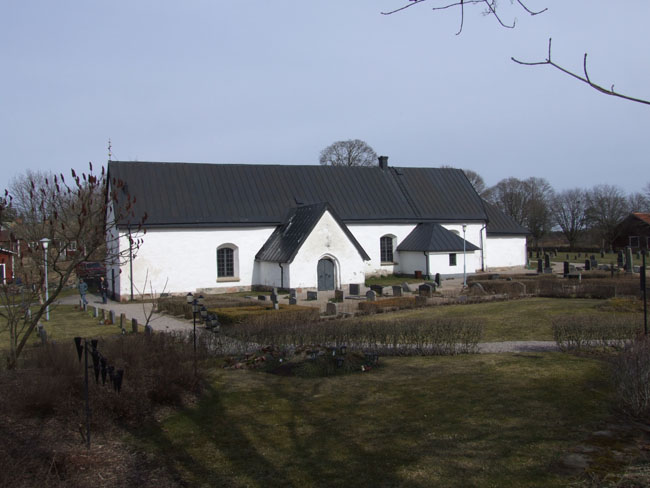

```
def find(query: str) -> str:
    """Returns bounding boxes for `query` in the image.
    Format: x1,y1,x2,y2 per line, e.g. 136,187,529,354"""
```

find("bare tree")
584,184,629,250
486,177,528,226
0,164,145,369
644,182,650,204
319,139,378,167
550,188,587,250
628,192,650,213
487,176,552,246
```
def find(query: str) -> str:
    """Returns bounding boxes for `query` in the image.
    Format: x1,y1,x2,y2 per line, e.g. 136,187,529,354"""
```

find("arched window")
217,244,239,281
380,235,395,264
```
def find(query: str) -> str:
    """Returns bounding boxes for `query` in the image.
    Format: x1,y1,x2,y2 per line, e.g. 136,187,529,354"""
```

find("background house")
613,213,650,251
106,159,528,299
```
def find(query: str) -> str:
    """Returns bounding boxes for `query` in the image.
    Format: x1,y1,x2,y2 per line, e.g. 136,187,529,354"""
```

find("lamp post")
186,293,204,374
462,224,467,288
40,238,51,321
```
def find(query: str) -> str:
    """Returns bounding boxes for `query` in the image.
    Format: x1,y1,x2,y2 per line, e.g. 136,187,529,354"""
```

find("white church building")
105,158,527,300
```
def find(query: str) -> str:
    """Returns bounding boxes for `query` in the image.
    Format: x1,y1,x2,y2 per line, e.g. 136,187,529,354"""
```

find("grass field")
0,304,122,352
130,353,614,487
362,297,642,342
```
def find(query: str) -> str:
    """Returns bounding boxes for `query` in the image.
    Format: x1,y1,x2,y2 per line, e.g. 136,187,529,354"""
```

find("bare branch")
382,0,538,31
512,38,650,106
515,0,547,16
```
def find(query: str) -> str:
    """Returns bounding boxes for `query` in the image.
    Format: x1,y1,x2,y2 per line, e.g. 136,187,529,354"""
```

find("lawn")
130,353,614,487
362,297,641,342
0,304,122,353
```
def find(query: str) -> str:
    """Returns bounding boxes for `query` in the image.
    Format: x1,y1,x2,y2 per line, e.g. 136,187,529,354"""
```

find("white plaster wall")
116,226,275,298
347,224,417,276
428,250,480,276
399,252,427,276
485,236,527,268
257,261,284,288
289,211,366,288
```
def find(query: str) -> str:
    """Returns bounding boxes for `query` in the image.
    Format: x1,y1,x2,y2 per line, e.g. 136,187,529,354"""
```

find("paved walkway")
56,290,559,353
56,293,192,333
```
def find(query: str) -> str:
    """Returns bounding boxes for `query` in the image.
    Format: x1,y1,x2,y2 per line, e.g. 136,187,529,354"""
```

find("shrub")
211,304,319,325
612,337,650,418
466,281,527,297
224,316,484,356
358,296,417,313
552,315,642,351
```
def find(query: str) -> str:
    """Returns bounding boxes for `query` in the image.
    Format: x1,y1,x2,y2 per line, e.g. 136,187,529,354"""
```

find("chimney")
378,155,389,170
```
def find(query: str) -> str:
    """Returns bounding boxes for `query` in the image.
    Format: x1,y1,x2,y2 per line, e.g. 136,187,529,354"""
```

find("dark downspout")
423,252,430,280
278,263,284,290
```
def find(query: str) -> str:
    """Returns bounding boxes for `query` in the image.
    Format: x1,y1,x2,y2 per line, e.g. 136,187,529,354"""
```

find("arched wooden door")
317,258,335,291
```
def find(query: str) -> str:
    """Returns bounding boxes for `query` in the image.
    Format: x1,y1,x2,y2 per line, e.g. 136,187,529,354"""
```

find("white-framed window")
380,235,395,264
217,244,239,281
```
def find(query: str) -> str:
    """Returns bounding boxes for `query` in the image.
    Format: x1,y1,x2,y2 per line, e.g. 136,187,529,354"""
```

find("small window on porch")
449,253,457,266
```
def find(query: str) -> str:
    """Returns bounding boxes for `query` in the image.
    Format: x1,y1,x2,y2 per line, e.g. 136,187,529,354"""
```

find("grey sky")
1,1,648,195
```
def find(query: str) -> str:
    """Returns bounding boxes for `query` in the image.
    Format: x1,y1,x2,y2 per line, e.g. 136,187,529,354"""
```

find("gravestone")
584,259,591,271
109,310,115,325
101,308,106,320
617,251,624,267
601,250,605,258
392,285,402,297
289,288,297,299
625,247,634,274
566,254,570,260
590,256,598,269
563,261,570,277
131,318,138,333
637,251,642,260
270,291,278,304
289,297,297,305
365,290,376,301
120,313,126,329
307,291,318,300
258,295,267,301
349,283,360,296
326,302,337,316
144,324,153,336
418,283,434,297
401,282,412,292
537,259,543,273
370,285,383,296
273,302,280,310
544,254,553,274
37,323,47,345
335,289,344,302
435,273,441,287
93,306,98,318
415,295,427,306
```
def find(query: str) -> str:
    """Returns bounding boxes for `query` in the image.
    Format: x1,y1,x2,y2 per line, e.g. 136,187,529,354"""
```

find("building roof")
632,213,650,226
396,223,480,253
483,201,530,236
255,203,370,263
107,161,489,227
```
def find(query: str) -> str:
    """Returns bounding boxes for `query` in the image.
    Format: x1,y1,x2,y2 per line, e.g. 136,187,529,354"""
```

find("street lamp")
40,238,51,321
462,224,467,288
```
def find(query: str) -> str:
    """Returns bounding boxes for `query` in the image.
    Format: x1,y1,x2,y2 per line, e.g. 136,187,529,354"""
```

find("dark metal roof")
255,203,370,263
397,223,480,253
483,202,530,236
107,161,489,227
